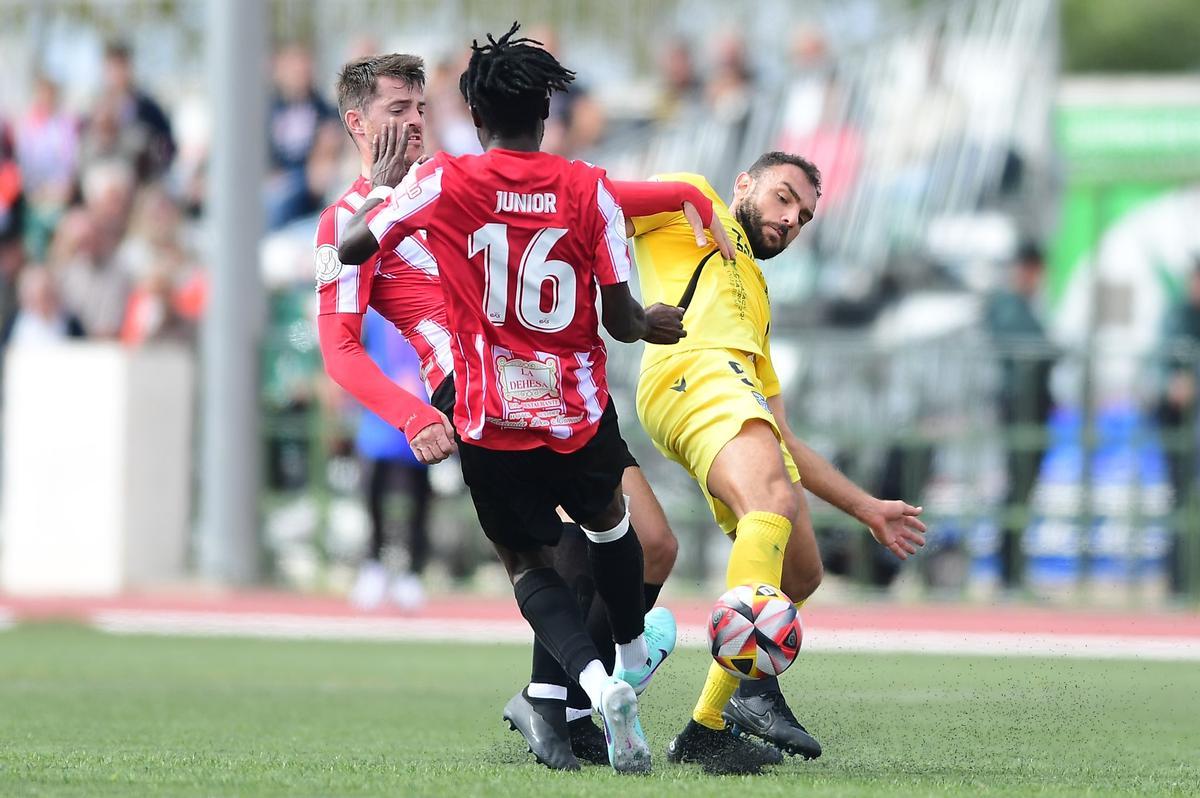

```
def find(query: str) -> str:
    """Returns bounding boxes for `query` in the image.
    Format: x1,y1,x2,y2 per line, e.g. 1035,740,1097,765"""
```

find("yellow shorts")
636,348,800,533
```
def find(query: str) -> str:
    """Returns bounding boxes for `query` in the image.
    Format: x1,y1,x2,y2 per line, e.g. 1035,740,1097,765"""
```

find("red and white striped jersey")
368,150,632,453
315,175,454,395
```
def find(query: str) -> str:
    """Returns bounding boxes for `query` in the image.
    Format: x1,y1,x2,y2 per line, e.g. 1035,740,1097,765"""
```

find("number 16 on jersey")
469,223,577,333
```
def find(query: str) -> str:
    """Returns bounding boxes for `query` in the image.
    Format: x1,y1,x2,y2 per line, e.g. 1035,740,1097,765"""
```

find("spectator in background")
775,27,862,209
80,158,136,255
51,162,137,339
705,31,756,124
654,37,704,123
425,53,483,156
266,42,343,229
349,310,434,611
119,182,196,281
0,121,24,330
526,26,606,158
2,266,83,346
120,262,194,345
14,75,79,258
119,184,200,345
79,93,147,182
985,242,1057,592
1154,258,1200,597
100,40,176,181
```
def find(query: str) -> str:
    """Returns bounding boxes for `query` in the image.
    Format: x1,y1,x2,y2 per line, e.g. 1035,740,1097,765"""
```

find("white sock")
577,659,610,708
616,635,649,672
565,706,592,723
526,682,568,701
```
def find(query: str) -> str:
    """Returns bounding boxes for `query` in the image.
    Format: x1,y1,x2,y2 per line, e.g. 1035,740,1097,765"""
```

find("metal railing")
259,310,1200,603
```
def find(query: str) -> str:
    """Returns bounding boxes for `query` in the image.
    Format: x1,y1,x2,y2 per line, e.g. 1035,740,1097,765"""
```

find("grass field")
2,623,1198,797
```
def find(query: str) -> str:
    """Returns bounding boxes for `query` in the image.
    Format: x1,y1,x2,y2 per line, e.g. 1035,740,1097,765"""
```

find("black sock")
644,582,663,610
513,567,599,680
529,523,593,695
738,675,781,697
564,592,614,710
529,639,569,693
586,523,645,644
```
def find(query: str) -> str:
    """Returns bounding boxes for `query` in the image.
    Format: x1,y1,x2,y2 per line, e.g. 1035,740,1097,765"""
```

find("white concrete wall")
1,343,194,595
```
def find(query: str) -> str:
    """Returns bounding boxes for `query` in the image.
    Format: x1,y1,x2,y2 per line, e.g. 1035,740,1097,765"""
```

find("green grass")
1,624,1198,797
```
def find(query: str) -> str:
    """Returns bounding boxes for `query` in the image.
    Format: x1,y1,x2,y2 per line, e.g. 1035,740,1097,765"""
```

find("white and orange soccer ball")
708,583,802,679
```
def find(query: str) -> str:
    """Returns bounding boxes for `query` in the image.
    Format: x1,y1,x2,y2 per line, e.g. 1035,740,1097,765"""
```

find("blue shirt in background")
355,309,427,466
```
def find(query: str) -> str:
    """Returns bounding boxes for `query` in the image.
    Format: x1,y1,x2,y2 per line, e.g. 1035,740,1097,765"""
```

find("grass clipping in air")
1,624,1197,797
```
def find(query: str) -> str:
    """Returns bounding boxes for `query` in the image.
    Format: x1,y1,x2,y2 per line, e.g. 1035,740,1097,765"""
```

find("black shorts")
430,374,637,469
430,375,456,419
457,400,635,552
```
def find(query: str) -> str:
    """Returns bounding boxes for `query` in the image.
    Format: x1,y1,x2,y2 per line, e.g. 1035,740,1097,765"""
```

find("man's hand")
681,201,736,260
408,410,457,465
643,303,686,344
370,120,417,189
859,500,927,560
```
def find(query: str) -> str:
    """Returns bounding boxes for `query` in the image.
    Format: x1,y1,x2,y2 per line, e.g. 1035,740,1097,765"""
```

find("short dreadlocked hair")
458,21,575,137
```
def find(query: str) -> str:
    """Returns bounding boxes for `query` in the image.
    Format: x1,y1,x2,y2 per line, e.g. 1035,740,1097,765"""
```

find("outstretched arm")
766,393,927,560
613,180,735,259
598,282,686,344
318,313,455,463
594,178,686,345
339,206,385,265
339,120,428,265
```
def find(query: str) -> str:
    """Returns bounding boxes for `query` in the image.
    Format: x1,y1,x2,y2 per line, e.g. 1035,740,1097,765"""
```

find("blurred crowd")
0,27,804,348
1,22,1195,598
0,42,201,353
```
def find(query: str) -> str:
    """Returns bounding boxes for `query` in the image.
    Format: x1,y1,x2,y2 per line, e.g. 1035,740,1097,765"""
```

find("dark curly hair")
458,21,575,137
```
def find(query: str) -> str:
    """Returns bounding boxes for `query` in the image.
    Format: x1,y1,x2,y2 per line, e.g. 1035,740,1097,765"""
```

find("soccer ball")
708,582,802,679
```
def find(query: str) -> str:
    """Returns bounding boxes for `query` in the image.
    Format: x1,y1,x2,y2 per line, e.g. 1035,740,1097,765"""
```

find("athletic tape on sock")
582,509,630,544
527,682,569,701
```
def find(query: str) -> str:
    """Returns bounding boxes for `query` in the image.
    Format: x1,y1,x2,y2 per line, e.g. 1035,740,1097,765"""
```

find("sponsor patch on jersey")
751,390,770,412
497,356,560,404
315,244,344,284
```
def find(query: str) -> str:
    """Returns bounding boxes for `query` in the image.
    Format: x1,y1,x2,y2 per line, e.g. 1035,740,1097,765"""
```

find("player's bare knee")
506,548,552,586
641,526,679,575
783,559,823,602
762,475,799,521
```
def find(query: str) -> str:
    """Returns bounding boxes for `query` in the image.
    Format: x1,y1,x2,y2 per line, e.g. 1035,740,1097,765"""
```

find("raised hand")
370,120,417,189
643,303,686,345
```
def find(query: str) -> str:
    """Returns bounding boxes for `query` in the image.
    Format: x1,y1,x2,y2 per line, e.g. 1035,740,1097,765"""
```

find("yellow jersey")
630,172,780,395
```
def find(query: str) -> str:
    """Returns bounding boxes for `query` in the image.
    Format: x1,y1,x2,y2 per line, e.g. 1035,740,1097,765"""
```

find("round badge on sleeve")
315,244,344,284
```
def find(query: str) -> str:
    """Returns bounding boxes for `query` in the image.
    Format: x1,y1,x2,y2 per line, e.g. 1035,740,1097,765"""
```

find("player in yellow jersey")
626,152,928,774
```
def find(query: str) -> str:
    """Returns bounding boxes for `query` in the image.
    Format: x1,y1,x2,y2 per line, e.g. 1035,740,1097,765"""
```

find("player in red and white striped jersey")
315,178,451,396
333,26,730,774
314,54,452,442
321,44,734,772
364,149,637,452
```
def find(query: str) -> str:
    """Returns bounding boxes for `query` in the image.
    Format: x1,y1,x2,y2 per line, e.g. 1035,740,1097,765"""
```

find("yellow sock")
726,510,791,588
692,662,740,729
692,511,793,729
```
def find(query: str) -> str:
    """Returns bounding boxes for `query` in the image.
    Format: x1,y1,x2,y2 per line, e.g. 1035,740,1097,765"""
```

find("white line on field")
90,611,1200,661
0,609,14,630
